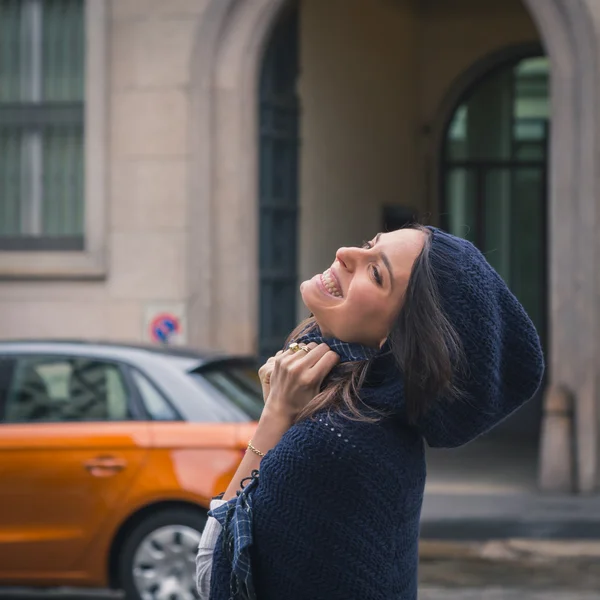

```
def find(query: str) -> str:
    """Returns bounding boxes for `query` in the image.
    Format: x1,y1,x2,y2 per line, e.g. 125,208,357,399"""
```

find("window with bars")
441,53,549,351
0,0,84,251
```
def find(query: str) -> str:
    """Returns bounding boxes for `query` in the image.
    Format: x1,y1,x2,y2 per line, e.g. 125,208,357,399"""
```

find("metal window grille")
0,0,84,251
440,54,549,351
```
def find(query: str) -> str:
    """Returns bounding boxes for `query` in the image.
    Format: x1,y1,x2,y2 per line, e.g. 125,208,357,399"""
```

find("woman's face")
300,228,427,347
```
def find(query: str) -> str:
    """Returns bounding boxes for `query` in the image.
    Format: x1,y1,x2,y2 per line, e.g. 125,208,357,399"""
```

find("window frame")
125,365,184,422
0,352,145,425
0,0,107,279
192,364,263,422
438,47,549,354
0,358,16,422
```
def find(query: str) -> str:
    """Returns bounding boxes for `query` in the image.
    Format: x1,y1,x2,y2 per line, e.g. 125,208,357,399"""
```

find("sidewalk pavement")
419,539,600,592
0,587,597,600
420,588,600,599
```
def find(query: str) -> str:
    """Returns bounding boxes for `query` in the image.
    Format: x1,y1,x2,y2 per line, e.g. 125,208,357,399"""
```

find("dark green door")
258,6,300,361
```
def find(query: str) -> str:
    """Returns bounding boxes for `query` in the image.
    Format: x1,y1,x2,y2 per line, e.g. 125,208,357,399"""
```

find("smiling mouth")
320,268,342,298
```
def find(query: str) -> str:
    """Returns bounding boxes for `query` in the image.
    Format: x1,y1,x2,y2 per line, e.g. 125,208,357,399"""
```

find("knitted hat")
415,227,545,448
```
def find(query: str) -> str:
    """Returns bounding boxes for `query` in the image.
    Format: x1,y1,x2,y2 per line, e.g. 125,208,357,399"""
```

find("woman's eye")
372,266,383,286
362,241,373,249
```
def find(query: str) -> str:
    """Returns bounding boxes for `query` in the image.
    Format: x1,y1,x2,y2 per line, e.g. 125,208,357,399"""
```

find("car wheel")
119,507,207,600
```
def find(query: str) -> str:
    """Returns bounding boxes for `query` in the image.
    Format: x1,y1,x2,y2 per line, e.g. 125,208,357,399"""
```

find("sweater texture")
209,329,382,598
209,227,545,600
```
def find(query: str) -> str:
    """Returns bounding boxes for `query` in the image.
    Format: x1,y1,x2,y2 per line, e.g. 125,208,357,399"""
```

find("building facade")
1,0,600,493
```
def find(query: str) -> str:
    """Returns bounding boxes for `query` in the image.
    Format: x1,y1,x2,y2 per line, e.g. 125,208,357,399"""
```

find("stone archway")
188,0,292,355
430,41,545,165
189,0,600,491
432,43,549,445
522,0,600,493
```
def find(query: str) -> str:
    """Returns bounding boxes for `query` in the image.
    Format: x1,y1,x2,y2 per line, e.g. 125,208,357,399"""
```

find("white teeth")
321,269,342,298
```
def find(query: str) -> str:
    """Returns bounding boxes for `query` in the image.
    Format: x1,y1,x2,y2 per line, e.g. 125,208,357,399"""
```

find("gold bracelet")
247,440,266,458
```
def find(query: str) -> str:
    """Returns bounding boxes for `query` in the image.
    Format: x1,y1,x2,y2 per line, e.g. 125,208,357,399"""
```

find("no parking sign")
149,313,181,345
143,303,187,345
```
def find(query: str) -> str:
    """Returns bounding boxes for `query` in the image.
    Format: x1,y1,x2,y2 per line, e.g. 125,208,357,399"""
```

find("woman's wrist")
261,401,295,427
252,405,293,451
222,405,291,500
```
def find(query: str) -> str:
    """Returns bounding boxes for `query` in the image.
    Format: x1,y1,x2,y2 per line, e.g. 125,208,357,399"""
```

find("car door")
0,354,151,583
126,362,259,504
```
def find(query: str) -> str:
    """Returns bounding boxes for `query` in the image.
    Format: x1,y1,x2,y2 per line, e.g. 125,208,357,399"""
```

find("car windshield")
189,363,264,421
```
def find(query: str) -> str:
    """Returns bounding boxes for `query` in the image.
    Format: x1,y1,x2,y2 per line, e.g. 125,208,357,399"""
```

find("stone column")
524,0,600,493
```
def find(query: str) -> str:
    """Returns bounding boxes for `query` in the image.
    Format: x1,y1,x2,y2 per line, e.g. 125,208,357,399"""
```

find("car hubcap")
132,524,202,600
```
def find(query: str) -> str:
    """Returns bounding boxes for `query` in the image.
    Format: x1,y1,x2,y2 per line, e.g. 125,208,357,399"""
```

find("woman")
196,225,544,600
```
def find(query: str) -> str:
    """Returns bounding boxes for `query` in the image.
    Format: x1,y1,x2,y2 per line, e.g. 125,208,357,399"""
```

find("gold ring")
288,342,301,353
299,344,310,353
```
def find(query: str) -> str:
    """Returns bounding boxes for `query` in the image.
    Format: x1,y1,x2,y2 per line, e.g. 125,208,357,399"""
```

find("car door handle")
84,456,127,475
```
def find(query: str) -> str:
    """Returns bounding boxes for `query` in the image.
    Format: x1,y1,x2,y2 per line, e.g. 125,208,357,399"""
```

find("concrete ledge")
419,539,600,590
420,538,600,562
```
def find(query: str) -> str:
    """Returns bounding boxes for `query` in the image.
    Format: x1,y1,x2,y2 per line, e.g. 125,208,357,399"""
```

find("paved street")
420,589,600,599
1,552,599,600
0,593,121,600
0,588,599,600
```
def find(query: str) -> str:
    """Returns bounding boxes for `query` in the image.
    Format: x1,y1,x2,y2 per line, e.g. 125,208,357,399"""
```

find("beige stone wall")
298,0,420,302
0,0,208,343
0,0,540,347
298,0,539,305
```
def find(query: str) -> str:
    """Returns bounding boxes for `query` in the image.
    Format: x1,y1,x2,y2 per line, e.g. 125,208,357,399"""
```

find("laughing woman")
196,225,544,600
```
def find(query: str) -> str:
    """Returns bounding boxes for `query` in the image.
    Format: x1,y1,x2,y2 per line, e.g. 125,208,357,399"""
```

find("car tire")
119,507,207,600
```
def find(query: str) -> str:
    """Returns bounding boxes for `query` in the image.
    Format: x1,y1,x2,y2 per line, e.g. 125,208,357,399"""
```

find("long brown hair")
287,225,463,423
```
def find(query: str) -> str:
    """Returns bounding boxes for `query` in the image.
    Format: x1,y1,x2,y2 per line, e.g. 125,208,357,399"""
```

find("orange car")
0,341,261,599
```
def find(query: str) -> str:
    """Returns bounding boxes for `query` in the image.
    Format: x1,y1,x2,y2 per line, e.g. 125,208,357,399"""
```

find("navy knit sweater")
210,228,545,600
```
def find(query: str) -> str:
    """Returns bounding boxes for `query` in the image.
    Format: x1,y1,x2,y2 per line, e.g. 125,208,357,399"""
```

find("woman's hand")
258,351,283,403
222,343,339,501
264,343,340,422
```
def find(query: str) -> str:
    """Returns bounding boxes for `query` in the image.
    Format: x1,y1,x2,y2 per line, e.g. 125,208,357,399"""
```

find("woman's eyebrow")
372,232,394,289
381,252,394,289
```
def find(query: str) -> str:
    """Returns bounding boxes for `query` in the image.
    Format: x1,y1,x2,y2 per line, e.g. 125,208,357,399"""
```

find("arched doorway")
440,49,549,440
257,5,300,361
190,0,600,491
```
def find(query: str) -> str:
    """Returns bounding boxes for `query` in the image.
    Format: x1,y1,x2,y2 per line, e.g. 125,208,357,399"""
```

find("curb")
420,538,600,562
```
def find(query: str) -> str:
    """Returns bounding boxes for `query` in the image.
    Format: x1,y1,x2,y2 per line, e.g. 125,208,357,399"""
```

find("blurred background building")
0,0,599,495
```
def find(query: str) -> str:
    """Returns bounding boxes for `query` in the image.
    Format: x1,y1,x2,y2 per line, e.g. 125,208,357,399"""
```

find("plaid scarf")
210,471,260,600
296,325,381,362
208,326,380,600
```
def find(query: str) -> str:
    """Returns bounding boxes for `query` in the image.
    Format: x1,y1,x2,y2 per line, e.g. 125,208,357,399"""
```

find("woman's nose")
336,246,361,271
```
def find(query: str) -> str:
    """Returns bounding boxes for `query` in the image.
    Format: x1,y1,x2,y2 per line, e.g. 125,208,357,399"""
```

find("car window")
131,369,179,421
192,364,264,421
0,358,16,419
3,356,132,423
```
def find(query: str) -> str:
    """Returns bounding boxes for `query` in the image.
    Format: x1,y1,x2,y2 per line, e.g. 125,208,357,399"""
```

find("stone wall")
0,0,209,344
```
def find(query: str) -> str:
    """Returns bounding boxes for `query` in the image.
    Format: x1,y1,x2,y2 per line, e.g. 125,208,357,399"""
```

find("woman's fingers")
261,350,284,373
301,343,333,367
280,342,316,364
281,342,339,370
265,343,340,420
311,349,341,382
298,342,319,360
